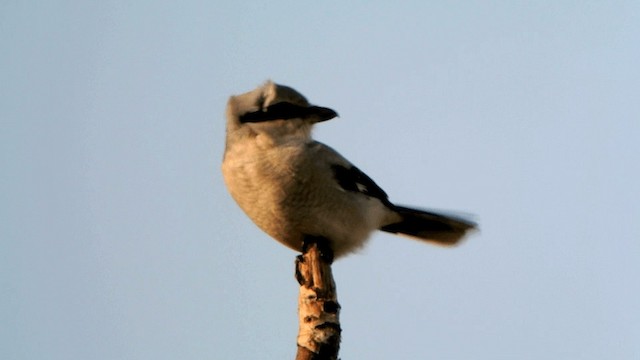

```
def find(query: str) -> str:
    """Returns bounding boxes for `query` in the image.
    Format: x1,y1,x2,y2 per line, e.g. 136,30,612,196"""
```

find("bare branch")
295,237,341,360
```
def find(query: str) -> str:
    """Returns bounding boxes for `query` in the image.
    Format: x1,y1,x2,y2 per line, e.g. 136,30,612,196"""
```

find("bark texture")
294,237,341,360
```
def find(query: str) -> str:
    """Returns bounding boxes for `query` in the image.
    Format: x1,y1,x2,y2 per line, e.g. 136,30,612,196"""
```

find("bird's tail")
380,205,477,246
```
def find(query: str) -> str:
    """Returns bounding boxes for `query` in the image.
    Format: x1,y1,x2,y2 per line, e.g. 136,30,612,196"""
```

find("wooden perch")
294,237,341,360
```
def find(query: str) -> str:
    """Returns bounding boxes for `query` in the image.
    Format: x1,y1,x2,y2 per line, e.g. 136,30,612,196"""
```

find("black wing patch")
240,103,337,123
331,164,391,206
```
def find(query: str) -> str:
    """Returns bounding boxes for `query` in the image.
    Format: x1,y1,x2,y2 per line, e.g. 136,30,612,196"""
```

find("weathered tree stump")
294,237,341,360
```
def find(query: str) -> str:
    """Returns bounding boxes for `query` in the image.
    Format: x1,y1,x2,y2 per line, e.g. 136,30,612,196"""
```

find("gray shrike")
222,81,476,258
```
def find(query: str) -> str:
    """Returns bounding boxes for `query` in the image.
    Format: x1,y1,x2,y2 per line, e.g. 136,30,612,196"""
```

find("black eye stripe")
239,103,311,123
239,103,337,123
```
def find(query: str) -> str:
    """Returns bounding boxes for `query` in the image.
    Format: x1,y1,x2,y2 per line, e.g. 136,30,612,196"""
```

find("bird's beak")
309,106,339,123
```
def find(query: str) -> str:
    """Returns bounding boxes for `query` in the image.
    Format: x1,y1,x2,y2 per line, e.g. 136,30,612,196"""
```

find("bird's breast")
222,141,310,245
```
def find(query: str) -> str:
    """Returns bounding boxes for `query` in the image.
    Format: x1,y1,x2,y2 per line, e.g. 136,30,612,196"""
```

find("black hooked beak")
240,102,338,123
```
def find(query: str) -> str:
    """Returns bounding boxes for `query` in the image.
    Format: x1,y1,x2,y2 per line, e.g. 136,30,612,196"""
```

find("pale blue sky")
2,2,639,359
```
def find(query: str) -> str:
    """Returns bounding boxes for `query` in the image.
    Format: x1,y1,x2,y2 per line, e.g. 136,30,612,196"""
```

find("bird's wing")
330,163,392,206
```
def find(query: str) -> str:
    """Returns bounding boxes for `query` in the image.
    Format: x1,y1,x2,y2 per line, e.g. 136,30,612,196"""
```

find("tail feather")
380,205,477,246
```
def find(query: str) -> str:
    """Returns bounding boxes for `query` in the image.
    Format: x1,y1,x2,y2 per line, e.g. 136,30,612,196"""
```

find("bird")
222,81,476,259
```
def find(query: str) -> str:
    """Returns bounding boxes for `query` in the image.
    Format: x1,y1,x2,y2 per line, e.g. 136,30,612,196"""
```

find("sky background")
2,1,639,359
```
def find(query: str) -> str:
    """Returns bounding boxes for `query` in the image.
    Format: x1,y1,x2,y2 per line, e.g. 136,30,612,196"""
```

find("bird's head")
226,81,338,134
